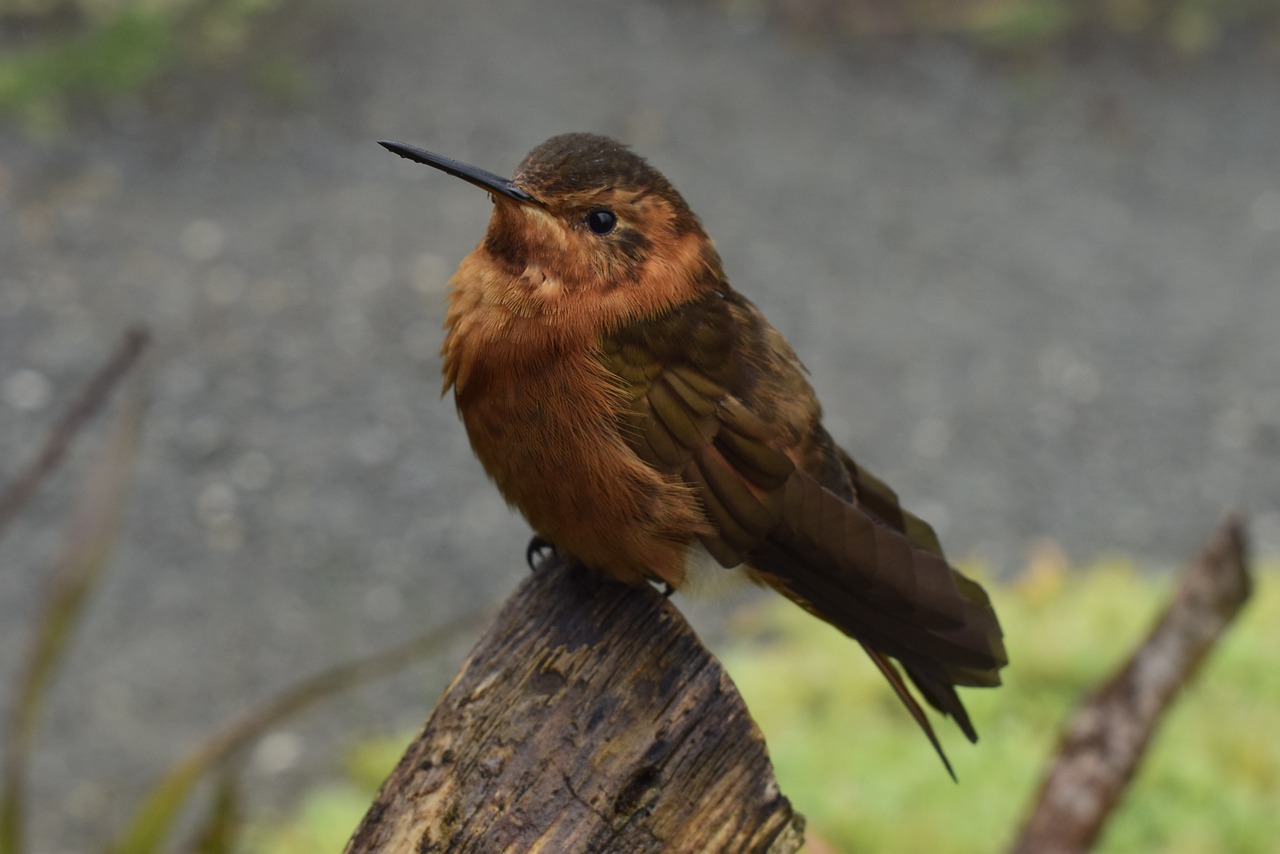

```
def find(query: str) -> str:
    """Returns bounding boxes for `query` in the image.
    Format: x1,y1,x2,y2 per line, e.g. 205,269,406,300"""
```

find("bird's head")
381,133,724,325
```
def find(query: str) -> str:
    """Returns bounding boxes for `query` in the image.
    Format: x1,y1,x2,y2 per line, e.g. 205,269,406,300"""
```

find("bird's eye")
585,209,617,235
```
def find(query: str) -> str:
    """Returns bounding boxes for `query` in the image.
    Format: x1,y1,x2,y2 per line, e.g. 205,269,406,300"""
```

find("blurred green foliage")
970,0,1280,55
0,0,294,133
3,0,1275,134
727,557,1280,853
718,0,1280,58
246,736,408,854
250,559,1280,853
0,11,171,130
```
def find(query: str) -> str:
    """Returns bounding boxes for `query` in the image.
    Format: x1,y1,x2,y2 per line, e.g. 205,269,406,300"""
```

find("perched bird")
380,133,1007,776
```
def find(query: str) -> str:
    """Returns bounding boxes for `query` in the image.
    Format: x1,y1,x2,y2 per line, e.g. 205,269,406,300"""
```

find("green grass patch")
724,558,1280,853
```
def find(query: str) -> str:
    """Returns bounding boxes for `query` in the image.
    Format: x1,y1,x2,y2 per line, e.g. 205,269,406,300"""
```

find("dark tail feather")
840,447,995,746
861,644,957,782
841,450,946,559
902,663,978,743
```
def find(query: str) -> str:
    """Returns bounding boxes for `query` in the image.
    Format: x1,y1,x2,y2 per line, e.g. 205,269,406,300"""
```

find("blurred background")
1,0,1278,850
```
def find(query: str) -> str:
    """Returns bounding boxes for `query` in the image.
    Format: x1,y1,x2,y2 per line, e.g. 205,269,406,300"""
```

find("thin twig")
0,326,150,543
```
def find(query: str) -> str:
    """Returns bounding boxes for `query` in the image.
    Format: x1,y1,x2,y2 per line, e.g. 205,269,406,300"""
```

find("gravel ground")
1,0,1278,847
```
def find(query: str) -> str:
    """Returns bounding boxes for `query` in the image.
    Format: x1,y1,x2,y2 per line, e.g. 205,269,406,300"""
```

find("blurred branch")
0,326,149,544
0,380,147,854
1011,514,1252,854
108,606,494,854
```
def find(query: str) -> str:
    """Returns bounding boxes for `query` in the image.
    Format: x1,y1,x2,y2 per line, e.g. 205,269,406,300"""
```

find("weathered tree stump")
345,556,804,853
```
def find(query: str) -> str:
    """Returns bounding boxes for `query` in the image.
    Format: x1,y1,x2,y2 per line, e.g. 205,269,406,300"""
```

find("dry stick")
0,326,150,543
346,557,804,854
1011,515,1252,854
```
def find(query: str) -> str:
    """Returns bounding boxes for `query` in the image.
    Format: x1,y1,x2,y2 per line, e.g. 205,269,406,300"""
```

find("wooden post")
345,556,805,853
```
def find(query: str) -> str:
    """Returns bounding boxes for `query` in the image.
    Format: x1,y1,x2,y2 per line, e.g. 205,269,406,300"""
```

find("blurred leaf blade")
107,608,489,854
189,774,241,854
0,386,146,854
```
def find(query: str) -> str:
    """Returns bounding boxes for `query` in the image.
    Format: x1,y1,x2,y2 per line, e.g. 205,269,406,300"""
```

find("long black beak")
378,140,535,203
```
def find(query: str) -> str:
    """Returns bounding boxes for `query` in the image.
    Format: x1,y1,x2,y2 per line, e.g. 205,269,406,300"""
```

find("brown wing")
603,289,1007,770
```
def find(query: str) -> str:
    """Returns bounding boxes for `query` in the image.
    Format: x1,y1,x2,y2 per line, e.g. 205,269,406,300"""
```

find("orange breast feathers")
441,250,710,587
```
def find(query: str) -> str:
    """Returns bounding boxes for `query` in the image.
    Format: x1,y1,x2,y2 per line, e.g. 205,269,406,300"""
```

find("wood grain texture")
345,556,804,854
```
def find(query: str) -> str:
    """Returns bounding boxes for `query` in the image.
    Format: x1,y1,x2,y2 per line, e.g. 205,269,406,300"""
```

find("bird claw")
526,535,558,571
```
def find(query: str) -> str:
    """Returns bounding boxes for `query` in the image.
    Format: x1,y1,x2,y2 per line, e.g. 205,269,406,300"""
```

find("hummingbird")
380,133,1006,776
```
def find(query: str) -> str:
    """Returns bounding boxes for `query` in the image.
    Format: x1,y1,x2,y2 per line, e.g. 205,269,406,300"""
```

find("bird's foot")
525,535,559,571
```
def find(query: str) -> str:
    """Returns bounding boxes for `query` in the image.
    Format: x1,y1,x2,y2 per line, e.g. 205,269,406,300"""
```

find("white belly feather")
678,540,751,599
